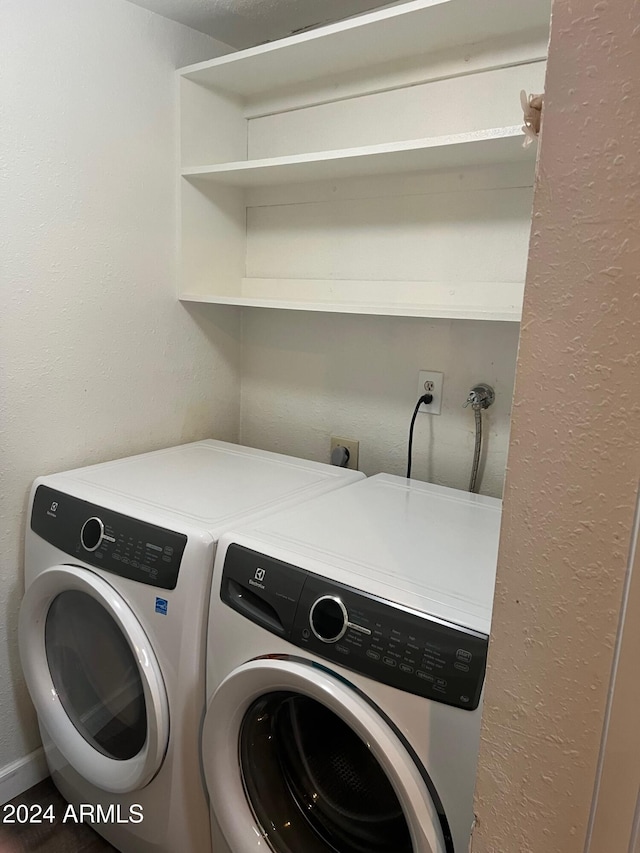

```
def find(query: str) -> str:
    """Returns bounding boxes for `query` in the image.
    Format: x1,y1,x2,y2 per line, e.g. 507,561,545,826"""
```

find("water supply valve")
464,384,495,411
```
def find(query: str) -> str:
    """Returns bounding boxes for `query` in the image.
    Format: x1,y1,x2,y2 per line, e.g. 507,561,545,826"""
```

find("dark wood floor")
1,778,116,852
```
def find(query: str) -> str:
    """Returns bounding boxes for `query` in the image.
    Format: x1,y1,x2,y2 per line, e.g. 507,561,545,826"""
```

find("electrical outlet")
330,436,359,470
416,371,444,415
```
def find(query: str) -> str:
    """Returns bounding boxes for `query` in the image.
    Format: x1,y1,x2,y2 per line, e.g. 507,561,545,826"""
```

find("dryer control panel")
32,485,187,590
221,544,488,711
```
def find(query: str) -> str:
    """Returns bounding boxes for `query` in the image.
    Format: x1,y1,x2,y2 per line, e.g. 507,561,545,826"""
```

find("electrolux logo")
248,567,266,590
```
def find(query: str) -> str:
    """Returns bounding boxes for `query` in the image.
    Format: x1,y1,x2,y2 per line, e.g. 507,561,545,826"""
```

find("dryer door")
203,658,449,853
19,565,169,793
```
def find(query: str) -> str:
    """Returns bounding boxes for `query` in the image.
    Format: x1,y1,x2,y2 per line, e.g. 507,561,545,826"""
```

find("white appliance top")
222,474,502,634
44,440,363,536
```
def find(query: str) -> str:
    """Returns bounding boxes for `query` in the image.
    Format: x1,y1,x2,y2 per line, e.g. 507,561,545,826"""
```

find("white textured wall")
0,0,239,776
240,310,520,497
473,0,640,850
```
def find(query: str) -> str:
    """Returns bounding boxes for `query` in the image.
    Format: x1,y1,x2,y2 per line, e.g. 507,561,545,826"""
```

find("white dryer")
202,473,502,853
18,440,362,853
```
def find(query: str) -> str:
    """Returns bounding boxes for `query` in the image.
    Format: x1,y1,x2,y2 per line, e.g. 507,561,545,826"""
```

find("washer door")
19,565,169,793
203,658,447,853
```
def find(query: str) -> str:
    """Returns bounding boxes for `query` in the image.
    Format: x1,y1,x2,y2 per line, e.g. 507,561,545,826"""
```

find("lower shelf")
180,279,524,321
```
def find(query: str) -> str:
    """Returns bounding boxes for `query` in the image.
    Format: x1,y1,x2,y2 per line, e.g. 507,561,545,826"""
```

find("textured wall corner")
473,1,640,851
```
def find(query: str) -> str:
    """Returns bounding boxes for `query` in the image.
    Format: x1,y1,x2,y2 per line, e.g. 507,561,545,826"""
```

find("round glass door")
240,692,412,853
45,590,147,761
203,658,447,853
19,566,169,793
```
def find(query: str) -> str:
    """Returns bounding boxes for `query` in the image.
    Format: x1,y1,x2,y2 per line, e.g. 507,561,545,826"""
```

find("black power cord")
406,393,433,478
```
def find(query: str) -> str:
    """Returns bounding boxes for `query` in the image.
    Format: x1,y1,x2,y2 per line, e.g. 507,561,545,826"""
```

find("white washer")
18,440,363,853
202,473,502,853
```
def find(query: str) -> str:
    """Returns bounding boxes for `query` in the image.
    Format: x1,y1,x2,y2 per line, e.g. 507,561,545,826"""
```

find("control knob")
80,517,115,552
309,595,372,644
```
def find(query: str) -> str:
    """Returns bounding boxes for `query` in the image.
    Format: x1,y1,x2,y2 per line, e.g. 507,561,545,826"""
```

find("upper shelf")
182,127,534,187
178,0,553,98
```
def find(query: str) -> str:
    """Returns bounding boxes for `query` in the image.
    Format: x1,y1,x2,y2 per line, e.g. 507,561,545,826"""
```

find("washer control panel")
32,485,187,590
221,544,488,711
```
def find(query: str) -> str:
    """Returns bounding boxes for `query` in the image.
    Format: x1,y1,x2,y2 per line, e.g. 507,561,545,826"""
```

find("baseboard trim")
0,748,48,805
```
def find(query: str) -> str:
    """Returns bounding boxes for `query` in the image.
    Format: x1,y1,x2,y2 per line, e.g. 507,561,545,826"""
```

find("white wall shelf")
177,0,550,320
179,0,551,99
182,127,534,187
180,279,524,321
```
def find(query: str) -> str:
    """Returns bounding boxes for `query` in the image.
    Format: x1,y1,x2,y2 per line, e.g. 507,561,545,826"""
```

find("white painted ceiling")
127,0,396,49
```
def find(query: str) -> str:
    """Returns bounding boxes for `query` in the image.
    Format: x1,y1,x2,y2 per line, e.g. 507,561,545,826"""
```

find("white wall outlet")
330,436,359,470
416,371,444,415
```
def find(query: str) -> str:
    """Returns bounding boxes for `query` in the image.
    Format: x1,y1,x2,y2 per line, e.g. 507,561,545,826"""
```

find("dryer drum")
239,692,412,853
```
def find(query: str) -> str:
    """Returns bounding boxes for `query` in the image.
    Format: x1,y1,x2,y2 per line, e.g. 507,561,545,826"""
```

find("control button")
80,517,104,552
416,671,434,682
460,695,471,704
121,557,130,565
454,662,470,672
382,656,397,668
399,664,414,674
130,561,139,568
164,546,174,555
436,678,447,687
310,596,348,644
302,629,310,640
456,649,473,663
162,556,172,562
366,650,380,661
